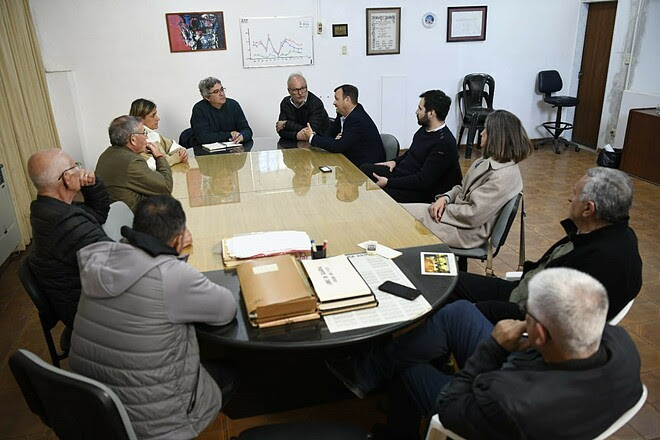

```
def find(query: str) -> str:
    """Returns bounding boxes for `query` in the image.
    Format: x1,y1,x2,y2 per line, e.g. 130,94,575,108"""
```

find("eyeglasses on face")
288,86,307,94
58,161,82,181
521,302,552,340
210,87,227,95
131,129,148,136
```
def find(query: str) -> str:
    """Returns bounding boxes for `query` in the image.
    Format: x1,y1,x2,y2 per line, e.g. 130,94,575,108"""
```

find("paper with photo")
420,252,457,276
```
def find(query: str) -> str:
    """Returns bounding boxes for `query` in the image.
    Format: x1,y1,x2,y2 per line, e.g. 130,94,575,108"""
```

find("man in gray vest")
69,195,237,439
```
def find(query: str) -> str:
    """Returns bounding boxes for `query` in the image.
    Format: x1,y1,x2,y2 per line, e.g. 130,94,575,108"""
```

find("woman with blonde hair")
403,109,532,249
129,98,188,169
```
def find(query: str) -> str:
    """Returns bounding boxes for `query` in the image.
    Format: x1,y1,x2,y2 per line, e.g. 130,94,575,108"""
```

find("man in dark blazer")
301,84,384,167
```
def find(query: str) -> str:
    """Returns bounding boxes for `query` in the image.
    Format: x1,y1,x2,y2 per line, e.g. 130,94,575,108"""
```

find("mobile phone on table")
319,166,332,173
378,281,420,300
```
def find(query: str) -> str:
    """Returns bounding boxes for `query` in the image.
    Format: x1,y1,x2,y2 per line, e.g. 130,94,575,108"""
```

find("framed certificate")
447,6,487,42
366,7,401,55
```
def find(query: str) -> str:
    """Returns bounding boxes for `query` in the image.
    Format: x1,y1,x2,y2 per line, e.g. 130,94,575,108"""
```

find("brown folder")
237,255,320,327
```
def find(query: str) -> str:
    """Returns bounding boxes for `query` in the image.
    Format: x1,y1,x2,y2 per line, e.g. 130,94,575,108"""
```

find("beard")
417,113,429,127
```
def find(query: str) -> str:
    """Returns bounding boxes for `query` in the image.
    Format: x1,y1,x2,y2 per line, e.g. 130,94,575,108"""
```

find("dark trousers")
201,360,240,408
359,163,434,203
448,271,525,323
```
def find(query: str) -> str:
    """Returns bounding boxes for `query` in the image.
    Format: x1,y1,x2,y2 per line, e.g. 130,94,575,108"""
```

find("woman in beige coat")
403,110,532,249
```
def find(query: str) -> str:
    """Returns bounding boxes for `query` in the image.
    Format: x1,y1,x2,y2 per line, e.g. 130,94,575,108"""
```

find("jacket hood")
76,227,179,299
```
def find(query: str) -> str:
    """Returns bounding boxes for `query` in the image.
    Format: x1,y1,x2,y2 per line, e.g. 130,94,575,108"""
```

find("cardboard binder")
237,255,319,327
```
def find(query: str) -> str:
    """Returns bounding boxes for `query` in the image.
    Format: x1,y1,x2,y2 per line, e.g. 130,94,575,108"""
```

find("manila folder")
237,255,318,325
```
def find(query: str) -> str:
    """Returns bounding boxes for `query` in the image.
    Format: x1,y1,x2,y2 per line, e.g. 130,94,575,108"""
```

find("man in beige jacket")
95,115,173,212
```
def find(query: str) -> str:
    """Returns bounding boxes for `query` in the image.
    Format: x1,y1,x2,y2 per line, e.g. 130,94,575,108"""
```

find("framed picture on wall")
446,6,487,42
165,11,227,52
366,7,401,55
332,24,348,37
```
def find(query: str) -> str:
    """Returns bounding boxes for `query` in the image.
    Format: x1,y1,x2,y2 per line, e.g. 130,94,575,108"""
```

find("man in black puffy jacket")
27,149,111,329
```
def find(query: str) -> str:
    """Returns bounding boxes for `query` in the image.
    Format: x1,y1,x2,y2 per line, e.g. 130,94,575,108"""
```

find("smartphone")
378,281,420,300
319,166,332,173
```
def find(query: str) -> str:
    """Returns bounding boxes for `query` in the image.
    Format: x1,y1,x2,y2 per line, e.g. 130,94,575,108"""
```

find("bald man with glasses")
95,115,173,212
276,73,329,141
27,148,111,330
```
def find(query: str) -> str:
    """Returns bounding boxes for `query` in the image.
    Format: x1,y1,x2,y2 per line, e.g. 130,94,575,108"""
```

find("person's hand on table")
300,123,314,141
229,131,244,144
276,120,286,132
176,148,188,163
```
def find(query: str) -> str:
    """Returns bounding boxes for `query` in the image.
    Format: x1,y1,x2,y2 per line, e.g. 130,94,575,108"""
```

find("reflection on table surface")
170,147,440,273
172,148,374,201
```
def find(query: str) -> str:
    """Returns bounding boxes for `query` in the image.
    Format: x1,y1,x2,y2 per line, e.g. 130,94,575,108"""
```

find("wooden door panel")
572,2,617,148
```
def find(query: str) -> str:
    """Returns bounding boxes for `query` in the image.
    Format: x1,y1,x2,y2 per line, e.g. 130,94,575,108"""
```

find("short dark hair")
334,84,359,104
419,90,451,120
129,98,156,119
133,196,186,245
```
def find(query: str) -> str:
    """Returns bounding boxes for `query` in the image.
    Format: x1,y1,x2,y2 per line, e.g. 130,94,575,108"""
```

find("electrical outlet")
623,53,631,65
609,128,616,137
317,21,322,34
341,46,347,55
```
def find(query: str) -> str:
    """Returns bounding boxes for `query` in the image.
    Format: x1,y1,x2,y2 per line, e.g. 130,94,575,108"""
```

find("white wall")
30,0,582,166
611,0,660,149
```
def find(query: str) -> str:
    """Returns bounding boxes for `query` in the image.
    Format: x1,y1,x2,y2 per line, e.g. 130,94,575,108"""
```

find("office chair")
449,193,525,276
233,421,369,440
179,127,193,148
102,201,134,241
380,133,400,161
9,349,137,440
457,73,495,158
18,258,69,367
536,70,580,154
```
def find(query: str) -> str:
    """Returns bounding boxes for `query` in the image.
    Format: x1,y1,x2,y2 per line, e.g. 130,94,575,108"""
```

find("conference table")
170,138,456,415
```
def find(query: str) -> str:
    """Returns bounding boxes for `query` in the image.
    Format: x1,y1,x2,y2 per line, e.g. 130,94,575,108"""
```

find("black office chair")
457,73,495,158
233,421,369,440
9,349,137,440
380,133,400,161
18,258,69,367
178,127,193,148
536,70,580,154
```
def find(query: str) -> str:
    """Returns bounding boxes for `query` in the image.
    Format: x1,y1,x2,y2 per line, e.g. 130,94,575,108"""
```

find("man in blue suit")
301,84,384,167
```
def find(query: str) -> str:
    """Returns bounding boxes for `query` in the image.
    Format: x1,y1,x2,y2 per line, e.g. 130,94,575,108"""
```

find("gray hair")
527,268,608,356
198,76,221,98
287,72,306,87
108,115,141,147
580,167,633,223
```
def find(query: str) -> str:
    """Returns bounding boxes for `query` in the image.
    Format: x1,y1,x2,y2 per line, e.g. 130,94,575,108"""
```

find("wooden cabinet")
620,108,660,184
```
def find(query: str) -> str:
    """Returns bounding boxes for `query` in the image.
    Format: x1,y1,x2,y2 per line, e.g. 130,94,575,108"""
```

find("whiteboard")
240,16,314,68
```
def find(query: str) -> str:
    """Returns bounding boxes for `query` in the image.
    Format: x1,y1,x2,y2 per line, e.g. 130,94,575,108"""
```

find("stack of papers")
225,231,312,259
301,255,378,315
202,141,241,152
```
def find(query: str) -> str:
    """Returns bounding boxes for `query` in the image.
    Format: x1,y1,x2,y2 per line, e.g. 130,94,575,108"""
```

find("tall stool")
536,70,580,154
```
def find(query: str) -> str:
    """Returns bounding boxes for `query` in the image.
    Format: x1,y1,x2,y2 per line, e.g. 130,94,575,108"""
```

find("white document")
301,255,371,302
226,231,311,259
357,241,402,259
323,254,432,333
202,141,241,151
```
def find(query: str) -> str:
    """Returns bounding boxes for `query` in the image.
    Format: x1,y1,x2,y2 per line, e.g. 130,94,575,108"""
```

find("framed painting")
166,12,227,52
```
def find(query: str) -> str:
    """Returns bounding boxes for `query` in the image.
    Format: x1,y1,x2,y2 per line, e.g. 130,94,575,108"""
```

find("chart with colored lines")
240,16,314,68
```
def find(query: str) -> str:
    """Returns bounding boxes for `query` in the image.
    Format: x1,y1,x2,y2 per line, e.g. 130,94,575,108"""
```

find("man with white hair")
27,149,111,329
454,166,642,322
276,73,329,141
328,268,643,439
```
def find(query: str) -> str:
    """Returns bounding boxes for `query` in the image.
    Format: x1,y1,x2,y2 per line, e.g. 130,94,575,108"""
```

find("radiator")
0,164,20,265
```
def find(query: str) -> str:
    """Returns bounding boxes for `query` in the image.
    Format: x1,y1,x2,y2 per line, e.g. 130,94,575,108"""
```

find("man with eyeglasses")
276,73,329,141
27,148,112,330
188,76,253,152
327,268,642,439
95,115,173,213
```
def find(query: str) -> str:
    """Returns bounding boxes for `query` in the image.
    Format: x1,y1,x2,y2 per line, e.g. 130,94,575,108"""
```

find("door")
572,1,617,148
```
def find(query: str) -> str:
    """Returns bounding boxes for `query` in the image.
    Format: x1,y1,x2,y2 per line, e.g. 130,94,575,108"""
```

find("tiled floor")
0,146,658,439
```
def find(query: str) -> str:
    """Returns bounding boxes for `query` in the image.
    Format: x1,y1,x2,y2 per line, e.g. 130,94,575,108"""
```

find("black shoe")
325,356,366,399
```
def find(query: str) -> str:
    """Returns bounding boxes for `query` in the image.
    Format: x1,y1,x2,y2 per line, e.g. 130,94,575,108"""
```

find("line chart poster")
240,16,314,68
